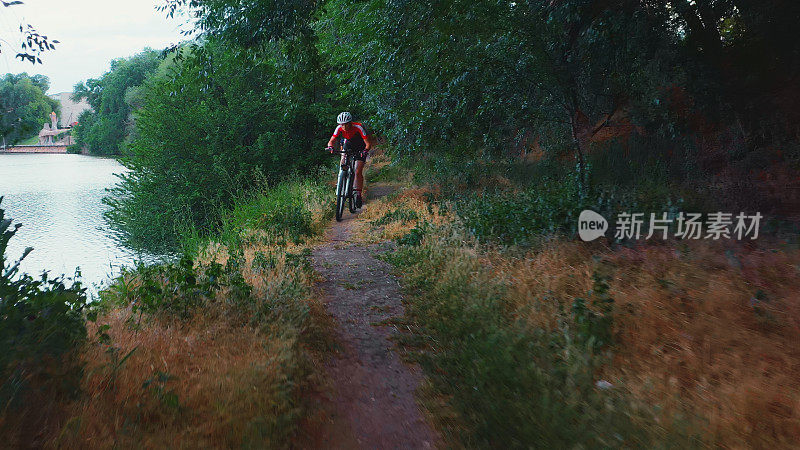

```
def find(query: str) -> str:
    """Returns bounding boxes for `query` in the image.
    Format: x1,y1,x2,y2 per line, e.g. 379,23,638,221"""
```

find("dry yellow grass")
367,185,800,448
478,240,800,447
55,310,293,448
51,237,332,448
601,243,800,448
364,147,393,178
356,184,452,243
45,191,335,448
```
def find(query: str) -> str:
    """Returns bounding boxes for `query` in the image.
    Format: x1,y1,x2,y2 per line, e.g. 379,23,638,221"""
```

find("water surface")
0,153,138,293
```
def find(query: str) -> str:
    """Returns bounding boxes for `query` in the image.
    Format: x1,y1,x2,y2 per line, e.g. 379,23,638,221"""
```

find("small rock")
595,380,613,390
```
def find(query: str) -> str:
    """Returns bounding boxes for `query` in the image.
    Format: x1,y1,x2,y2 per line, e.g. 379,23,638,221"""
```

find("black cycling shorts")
343,138,367,161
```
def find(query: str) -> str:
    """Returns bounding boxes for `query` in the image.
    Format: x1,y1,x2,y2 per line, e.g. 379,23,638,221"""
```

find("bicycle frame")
332,139,359,221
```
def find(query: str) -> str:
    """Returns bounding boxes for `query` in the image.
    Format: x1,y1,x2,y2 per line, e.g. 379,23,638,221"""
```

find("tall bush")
105,40,335,253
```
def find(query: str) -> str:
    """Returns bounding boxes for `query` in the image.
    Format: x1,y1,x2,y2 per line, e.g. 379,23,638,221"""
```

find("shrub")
572,271,615,350
215,179,329,248
0,198,89,439
449,164,690,246
457,179,579,245
100,254,251,319
397,221,428,247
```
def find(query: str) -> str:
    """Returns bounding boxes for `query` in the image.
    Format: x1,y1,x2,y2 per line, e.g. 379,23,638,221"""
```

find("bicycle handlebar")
325,147,359,155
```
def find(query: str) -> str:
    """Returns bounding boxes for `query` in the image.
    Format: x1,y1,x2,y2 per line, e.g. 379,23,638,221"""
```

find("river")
0,153,140,294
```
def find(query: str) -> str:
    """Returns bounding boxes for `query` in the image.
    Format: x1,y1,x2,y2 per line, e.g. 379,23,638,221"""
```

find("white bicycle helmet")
337,111,353,124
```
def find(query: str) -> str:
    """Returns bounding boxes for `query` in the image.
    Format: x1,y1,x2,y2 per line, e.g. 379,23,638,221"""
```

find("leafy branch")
1,1,58,64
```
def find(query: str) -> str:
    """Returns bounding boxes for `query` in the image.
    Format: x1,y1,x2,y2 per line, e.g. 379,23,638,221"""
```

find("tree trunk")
570,112,587,195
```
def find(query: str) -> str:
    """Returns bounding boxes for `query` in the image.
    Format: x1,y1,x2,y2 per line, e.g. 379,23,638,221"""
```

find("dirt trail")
298,185,438,449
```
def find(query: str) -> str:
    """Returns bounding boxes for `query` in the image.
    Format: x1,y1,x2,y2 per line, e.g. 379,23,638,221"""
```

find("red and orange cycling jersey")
331,122,368,142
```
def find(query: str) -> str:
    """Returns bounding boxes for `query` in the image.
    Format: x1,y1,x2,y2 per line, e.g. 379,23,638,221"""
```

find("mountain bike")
326,139,359,221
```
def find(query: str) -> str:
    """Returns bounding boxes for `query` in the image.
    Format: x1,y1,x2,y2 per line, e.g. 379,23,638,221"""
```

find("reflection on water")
0,153,142,292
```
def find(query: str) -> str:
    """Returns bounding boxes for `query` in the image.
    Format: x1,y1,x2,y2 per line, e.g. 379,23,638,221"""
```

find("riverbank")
0,145,68,154
1,178,338,447
4,150,800,447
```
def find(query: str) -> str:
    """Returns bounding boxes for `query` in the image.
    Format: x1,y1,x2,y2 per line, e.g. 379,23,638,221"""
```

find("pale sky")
1,0,189,94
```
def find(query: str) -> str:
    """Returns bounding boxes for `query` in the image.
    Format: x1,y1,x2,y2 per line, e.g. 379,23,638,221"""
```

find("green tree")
71,49,162,155
107,0,797,252
105,39,333,252
318,1,677,185
0,73,59,146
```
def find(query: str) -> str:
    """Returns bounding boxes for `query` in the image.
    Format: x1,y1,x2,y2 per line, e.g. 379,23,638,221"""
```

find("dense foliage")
0,73,59,146
103,0,799,254
71,49,161,155
105,38,336,252
317,0,799,194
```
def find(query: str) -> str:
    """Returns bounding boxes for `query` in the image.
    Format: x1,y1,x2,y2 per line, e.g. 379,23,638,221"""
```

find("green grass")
375,152,706,248
369,207,419,227
180,177,332,255
16,134,40,145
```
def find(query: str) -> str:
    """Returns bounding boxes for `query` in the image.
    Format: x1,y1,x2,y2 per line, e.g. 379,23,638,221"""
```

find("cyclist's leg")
354,160,366,208
345,138,366,206
355,160,365,193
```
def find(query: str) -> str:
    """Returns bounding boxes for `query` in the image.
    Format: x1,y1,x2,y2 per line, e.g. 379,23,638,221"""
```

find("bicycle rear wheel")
335,168,347,221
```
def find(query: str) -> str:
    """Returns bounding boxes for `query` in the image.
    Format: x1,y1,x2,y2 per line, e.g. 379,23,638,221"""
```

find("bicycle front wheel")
347,168,357,214
335,168,347,221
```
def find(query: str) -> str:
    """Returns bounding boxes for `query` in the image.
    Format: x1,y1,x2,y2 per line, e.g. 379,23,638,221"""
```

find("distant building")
47,92,92,127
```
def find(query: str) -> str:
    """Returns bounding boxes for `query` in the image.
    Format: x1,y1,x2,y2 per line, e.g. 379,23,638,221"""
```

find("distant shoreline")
0,145,69,154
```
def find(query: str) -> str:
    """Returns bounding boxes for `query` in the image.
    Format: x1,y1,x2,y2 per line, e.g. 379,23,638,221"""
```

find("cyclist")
327,111,371,208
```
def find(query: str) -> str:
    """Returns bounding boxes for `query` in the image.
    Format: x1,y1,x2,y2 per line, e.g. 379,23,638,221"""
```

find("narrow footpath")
298,186,438,449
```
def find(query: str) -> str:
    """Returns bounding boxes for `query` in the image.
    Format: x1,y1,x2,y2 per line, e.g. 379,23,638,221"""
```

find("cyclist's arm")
327,125,342,149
